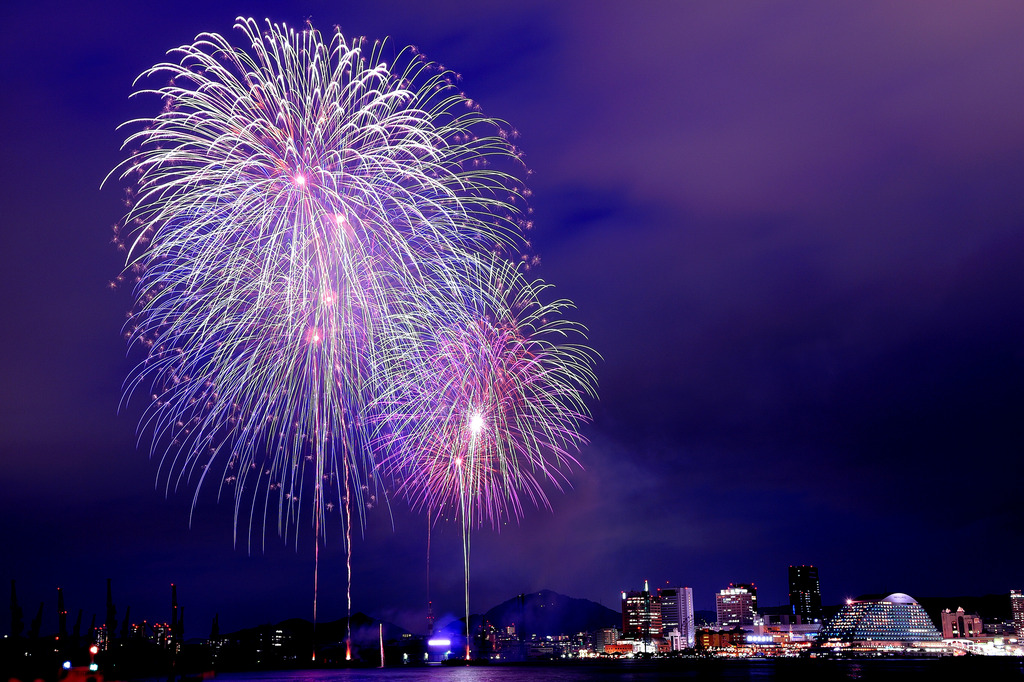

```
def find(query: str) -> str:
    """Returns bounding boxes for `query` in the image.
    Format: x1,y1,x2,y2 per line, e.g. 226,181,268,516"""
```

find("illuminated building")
659,586,694,649
716,584,757,628
152,622,172,649
93,624,109,651
621,580,662,651
1012,590,1024,637
941,607,982,639
592,628,619,653
757,613,822,648
697,627,744,649
483,623,523,660
603,642,635,655
788,565,822,620
817,593,942,650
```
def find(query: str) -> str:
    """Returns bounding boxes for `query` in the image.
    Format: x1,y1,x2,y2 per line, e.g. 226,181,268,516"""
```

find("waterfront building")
697,627,745,650
816,593,942,652
983,620,1016,636
621,580,662,653
659,586,695,648
603,642,635,656
592,627,619,654
1012,590,1024,637
664,628,684,651
716,584,757,628
757,612,820,641
941,607,983,639
788,565,822,620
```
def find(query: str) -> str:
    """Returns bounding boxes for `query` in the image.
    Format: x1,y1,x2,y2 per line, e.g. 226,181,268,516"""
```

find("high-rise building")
1011,590,1024,637
621,580,662,647
592,628,619,653
788,565,822,620
734,583,757,612
716,584,757,628
659,586,695,649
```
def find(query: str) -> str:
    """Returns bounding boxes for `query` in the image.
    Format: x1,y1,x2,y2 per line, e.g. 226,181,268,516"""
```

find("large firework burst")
373,261,597,527
109,17,528,545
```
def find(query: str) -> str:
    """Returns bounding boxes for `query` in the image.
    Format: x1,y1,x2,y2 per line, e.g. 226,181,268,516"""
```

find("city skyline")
8,567,1020,642
3,0,1024,639
12,579,1024,668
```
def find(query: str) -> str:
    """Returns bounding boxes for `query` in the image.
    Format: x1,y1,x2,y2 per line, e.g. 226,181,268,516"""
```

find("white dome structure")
817,592,942,649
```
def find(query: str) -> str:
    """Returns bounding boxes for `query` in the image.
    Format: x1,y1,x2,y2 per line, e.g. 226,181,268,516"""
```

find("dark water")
214,658,1024,681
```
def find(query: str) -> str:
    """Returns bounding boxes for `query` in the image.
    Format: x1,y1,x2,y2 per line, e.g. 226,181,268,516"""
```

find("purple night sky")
2,1,1024,636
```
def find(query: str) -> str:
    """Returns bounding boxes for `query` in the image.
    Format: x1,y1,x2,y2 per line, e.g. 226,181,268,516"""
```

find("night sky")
3,1,1024,638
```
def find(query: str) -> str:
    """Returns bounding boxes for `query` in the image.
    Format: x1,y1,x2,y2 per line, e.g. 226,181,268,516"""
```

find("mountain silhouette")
478,589,619,636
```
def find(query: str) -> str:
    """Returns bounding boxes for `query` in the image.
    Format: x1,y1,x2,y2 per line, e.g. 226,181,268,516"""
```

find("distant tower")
659,586,695,649
57,587,68,639
788,565,822,620
1011,590,1024,637
621,580,662,653
716,583,757,627
171,583,180,652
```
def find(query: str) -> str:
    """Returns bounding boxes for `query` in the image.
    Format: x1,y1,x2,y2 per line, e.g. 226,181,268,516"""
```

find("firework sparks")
374,262,597,526
109,17,595,661
108,16,542,659
371,261,598,657
109,16,527,545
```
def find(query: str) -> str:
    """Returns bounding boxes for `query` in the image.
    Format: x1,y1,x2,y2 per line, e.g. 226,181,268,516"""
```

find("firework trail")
108,17,532,654
371,260,598,658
